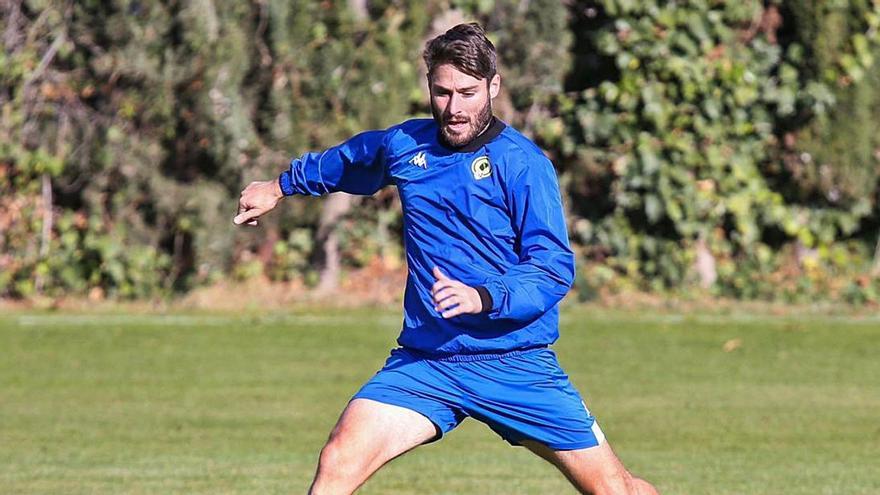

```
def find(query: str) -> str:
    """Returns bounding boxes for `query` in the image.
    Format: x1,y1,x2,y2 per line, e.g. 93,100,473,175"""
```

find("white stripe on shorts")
582,401,606,445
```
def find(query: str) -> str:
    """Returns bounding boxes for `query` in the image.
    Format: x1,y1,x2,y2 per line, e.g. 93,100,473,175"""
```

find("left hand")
431,266,483,319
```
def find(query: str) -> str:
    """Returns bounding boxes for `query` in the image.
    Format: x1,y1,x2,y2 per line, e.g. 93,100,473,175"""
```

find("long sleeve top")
279,118,575,356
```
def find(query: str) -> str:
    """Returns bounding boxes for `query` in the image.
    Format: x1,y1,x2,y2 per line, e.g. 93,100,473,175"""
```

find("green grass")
1,309,879,494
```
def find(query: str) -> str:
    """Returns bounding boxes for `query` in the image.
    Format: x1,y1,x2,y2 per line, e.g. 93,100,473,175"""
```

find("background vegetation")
3,0,880,303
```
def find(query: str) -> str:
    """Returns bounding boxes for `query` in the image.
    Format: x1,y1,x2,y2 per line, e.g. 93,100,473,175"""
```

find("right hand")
430,266,483,318
234,180,284,226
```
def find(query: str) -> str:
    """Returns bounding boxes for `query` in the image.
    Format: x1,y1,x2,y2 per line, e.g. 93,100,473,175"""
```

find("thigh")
310,399,439,494
326,398,438,462
352,348,467,438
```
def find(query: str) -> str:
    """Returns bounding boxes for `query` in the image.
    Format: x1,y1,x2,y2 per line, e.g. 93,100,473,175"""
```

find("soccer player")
235,23,659,495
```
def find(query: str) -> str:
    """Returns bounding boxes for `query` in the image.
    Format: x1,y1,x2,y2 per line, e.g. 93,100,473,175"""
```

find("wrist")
474,286,493,313
273,177,284,199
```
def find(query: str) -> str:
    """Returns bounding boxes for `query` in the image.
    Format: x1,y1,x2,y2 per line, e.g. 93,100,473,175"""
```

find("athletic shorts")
352,346,606,451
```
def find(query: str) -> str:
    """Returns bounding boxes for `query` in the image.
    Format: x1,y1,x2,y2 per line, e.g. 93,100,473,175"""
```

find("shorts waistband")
399,345,548,362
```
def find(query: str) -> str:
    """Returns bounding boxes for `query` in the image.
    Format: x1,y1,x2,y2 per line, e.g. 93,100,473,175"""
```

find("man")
235,23,659,495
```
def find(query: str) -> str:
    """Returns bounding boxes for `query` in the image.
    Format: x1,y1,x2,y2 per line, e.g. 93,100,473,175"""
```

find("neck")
475,118,493,137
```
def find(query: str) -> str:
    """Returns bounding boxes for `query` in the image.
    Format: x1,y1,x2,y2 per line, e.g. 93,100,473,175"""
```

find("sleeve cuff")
278,170,295,196
475,286,493,313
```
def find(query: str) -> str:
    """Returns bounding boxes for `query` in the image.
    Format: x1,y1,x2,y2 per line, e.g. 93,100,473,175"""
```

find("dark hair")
423,23,497,80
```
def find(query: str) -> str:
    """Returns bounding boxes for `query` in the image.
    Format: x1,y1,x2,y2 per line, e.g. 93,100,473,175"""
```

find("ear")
488,73,501,99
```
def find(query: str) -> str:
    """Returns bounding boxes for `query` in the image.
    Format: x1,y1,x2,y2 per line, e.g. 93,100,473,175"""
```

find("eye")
462,92,476,98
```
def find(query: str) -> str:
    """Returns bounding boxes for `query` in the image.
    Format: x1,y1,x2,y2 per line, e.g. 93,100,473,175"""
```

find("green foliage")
779,0,880,206
3,0,880,303
1,0,432,298
479,0,571,130
558,0,880,298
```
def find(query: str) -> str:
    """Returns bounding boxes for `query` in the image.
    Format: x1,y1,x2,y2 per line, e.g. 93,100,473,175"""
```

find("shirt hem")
398,344,548,362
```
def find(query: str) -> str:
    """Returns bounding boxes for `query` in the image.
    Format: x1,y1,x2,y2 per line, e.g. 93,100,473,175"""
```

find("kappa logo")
409,151,428,169
471,156,492,180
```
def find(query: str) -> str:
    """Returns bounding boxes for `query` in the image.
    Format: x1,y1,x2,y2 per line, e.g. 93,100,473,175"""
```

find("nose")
446,93,462,116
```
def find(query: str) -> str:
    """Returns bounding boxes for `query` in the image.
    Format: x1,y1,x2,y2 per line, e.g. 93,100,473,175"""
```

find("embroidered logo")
409,151,428,169
471,156,491,180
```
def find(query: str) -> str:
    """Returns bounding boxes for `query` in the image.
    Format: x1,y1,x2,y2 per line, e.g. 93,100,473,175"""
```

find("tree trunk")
347,0,368,21
35,173,52,293
872,231,880,277
315,193,358,293
694,236,717,289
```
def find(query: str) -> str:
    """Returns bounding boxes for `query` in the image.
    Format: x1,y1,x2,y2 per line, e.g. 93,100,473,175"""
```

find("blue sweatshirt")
279,118,575,356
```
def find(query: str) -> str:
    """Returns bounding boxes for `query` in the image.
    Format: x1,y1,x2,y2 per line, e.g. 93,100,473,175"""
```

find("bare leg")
522,439,659,495
309,398,438,495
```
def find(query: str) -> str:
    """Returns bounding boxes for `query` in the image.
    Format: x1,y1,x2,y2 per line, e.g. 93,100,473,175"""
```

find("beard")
432,98,493,148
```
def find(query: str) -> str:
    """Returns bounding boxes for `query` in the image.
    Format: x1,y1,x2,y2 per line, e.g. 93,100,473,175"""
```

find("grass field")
1,308,878,494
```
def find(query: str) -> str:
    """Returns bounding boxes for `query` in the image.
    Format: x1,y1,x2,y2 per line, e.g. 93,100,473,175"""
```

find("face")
428,64,501,147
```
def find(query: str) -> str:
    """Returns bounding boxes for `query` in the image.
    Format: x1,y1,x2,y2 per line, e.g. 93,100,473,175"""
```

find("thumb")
433,266,450,281
233,208,262,225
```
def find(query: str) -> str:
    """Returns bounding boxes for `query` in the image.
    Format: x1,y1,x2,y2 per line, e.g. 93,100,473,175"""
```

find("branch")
23,28,66,88
2,0,24,53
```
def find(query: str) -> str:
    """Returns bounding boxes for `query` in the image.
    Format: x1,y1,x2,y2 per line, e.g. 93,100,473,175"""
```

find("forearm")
482,251,575,322
279,129,391,197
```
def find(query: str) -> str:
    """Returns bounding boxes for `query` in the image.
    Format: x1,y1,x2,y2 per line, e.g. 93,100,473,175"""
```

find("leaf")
645,194,663,223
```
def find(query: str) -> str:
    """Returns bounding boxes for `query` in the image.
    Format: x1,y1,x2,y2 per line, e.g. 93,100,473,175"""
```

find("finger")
233,208,262,225
442,294,480,316
431,279,459,296
433,266,451,281
237,195,251,216
441,304,465,319
433,286,459,305
246,219,258,226
436,294,460,312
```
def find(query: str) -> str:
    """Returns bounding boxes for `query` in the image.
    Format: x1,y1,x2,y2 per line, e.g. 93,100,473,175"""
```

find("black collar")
438,117,506,153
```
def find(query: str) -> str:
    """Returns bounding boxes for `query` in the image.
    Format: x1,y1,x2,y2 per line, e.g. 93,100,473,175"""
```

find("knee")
316,439,366,482
590,466,660,495
589,468,637,495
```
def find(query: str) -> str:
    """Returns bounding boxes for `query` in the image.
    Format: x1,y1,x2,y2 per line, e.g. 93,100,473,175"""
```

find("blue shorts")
352,346,606,451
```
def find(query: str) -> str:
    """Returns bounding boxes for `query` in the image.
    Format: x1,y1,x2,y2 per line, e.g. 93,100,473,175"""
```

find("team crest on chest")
471,156,491,180
409,151,428,169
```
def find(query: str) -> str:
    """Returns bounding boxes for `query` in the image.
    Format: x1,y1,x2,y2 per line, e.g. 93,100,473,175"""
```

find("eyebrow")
432,83,481,93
